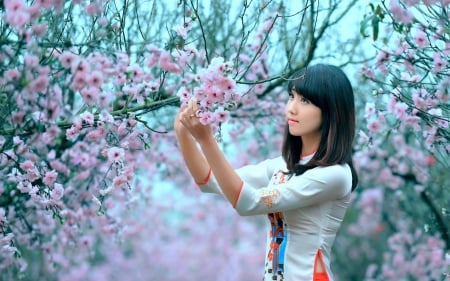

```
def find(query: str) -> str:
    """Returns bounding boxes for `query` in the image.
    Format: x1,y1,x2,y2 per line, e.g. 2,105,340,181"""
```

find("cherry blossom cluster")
177,57,242,128
360,0,449,154
0,0,279,278
351,1,449,279
365,227,447,280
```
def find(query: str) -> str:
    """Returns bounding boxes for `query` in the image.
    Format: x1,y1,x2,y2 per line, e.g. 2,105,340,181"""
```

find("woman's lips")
288,119,299,124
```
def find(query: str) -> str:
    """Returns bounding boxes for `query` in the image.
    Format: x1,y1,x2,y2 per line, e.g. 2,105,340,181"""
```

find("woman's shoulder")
247,155,285,168
307,163,351,177
305,164,353,192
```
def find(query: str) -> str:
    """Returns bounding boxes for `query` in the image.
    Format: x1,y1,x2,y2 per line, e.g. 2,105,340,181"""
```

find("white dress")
199,155,352,281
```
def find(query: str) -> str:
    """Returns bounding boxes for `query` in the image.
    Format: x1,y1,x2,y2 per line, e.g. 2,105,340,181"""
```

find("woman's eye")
300,97,310,103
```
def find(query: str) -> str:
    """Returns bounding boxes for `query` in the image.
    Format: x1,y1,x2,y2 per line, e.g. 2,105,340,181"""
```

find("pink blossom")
4,69,21,82
176,50,194,69
177,87,191,104
98,16,108,27
42,126,61,144
74,170,91,181
127,64,145,82
117,121,128,135
17,180,33,193
198,111,216,125
362,66,375,79
389,0,414,24
11,111,25,124
414,29,429,48
43,170,58,186
5,0,27,12
5,0,30,31
403,59,415,73
173,21,193,39
145,52,160,68
253,83,266,95
51,183,64,200
365,102,376,118
412,91,427,109
80,87,99,105
19,159,34,171
33,0,54,9
59,51,76,68
216,77,236,92
404,116,421,131
112,174,128,188
376,51,389,65
214,108,229,123
367,119,382,132
99,110,114,123
400,72,419,82
71,152,93,168
86,127,106,142
88,70,103,88
24,54,39,68
127,118,137,128
71,72,87,91
107,147,125,162
29,74,49,93
71,59,90,74
428,108,448,128
27,3,41,20
85,3,101,16
432,52,446,73
50,160,70,176
159,50,182,73
205,87,223,103
80,111,95,125
113,73,126,86
394,102,409,120
32,23,48,37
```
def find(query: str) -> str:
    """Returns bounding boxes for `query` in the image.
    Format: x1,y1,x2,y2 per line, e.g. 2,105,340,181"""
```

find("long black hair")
281,64,358,191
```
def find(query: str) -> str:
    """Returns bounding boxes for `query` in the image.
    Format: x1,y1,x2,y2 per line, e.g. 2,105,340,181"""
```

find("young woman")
174,64,358,281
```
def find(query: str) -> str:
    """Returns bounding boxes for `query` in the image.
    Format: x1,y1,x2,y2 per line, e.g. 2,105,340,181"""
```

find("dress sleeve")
234,164,353,216
197,157,280,195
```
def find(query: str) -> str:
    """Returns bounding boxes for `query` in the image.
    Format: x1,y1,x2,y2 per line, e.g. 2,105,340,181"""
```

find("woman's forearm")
176,132,211,185
198,135,243,207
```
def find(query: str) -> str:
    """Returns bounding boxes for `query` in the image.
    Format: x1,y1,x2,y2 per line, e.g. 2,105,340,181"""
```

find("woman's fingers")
188,98,198,113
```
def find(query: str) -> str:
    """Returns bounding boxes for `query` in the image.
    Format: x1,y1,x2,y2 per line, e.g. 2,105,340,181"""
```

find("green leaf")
372,16,380,41
360,15,373,38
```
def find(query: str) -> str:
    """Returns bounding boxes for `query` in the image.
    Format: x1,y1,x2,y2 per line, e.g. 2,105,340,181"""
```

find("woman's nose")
286,101,296,114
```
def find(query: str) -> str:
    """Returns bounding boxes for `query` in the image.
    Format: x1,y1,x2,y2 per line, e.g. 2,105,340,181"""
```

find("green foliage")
360,3,385,41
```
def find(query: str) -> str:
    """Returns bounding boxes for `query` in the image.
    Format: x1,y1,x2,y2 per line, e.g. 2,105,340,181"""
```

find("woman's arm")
196,134,244,207
177,100,243,206
174,109,211,185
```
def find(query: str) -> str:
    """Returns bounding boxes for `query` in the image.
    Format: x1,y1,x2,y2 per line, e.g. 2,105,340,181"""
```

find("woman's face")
285,90,322,138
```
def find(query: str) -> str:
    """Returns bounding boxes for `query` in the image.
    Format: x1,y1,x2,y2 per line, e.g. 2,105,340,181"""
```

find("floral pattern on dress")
264,169,288,280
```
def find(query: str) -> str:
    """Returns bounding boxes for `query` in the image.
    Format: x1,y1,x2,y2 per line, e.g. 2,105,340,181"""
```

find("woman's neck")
301,135,320,157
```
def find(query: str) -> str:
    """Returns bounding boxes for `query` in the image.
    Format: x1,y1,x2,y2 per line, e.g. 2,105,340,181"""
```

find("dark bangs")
287,66,328,110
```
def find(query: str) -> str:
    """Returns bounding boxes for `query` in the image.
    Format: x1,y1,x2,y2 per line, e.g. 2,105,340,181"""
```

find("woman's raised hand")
177,99,214,145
